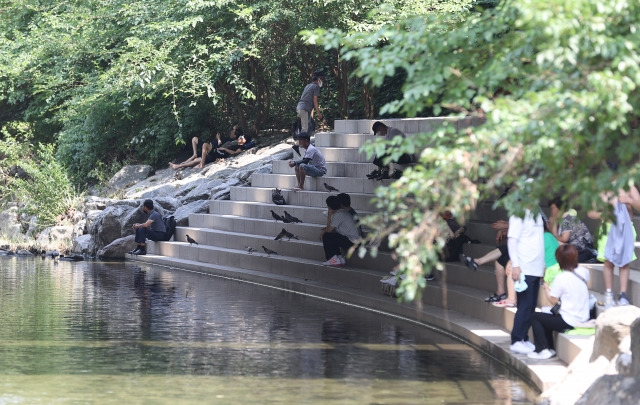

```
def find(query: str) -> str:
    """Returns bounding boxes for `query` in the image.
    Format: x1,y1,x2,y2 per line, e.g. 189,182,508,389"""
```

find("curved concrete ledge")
128,253,571,394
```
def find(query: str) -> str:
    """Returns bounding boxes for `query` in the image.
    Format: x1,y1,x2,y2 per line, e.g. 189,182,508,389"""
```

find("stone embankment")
0,138,293,259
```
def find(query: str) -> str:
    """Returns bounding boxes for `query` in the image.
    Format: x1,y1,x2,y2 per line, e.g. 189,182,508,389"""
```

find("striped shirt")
331,210,361,243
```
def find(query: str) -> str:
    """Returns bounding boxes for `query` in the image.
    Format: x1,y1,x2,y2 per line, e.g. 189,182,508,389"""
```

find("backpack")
272,188,286,205
163,216,177,241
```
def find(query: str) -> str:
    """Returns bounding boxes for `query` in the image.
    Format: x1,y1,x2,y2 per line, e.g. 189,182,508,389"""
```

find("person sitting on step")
366,121,415,180
320,196,361,266
288,132,326,191
130,199,166,256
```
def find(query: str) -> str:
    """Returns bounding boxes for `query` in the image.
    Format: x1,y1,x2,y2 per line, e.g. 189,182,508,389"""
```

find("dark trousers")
530,312,573,352
511,275,540,344
135,227,166,244
322,232,354,259
372,153,413,168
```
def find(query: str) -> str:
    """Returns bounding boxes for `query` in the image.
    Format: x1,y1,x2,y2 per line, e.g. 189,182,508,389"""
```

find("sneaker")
338,255,346,265
366,169,381,179
133,247,147,256
459,254,479,271
391,169,403,179
322,255,344,266
380,277,397,286
618,292,630,306
524,340,535,351
485,293,507,303
604,290,615,309
527,349,555,359
510,340,535,354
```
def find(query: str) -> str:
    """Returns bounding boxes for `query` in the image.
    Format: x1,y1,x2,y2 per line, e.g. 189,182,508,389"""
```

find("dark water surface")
0,257,537,404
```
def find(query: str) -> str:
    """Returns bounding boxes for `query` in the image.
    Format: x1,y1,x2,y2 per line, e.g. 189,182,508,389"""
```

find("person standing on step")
294,71,324,158
130,199,166,256
508,207,545,354
288,132,326,191
366,121,415,180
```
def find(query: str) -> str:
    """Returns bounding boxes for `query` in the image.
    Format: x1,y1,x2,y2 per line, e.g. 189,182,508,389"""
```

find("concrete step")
147,241,388,292
318,146,371,163
230,186,378,211
333,117,482,135
271,160,375,178
172,226,396,271
250,173,391,193
314,132,375,148
208,200,372,226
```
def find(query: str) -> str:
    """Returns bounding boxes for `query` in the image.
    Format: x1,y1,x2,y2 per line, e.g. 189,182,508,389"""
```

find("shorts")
299,163,325,177
497,244,510,268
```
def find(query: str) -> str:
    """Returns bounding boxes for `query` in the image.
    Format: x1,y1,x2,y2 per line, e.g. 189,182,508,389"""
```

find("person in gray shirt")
130,199,166,255
296,71,324,134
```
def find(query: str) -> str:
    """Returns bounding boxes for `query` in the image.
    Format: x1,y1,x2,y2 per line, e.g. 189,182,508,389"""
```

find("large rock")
182,179,225,203
153,196,181,213
35,226,74,248
631,318,640,376
141,184,178,199
97,235,137,260
72,234,92,254
0,206,23,238
108,164,153,190
88,205,132,255
173,200,210,226
591,306,640,362
575,375,640,405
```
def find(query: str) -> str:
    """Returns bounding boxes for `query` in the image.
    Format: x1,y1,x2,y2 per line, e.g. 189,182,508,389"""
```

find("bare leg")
298,165,307,189
603,260,614,291
475,248,502,266
494,261,506,296
619,263,630,293
190,137,199,159
196,143,212,168
504,262,516,304
169,158,202,170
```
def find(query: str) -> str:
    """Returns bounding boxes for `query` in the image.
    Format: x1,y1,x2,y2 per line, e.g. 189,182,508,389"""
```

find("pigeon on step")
324,183,339,193
271,210,284,222
186,235,198,245
283,211,302,223
245,246,256,254
262,246,278,257
275,228,299,241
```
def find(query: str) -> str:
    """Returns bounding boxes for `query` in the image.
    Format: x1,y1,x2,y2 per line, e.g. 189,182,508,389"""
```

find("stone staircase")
131,117,640,393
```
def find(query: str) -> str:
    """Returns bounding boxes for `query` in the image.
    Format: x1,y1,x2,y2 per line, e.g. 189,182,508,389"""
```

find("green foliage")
12,143,78,229
319,0,640,301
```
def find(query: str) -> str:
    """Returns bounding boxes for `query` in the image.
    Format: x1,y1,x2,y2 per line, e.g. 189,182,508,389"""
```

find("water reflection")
0,256,537,404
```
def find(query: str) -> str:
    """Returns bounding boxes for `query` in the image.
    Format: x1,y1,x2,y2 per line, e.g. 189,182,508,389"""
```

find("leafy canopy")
309,0,640,301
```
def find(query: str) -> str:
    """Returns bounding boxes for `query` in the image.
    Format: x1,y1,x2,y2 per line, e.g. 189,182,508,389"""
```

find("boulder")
0,206,23,238
575,375,640,405
97,235,137,260
591,306,640,362
35,226,74,248
245,163,273,184
631,318,640,376
85,210,104,234
141,184,178,199
84,196,110,211
72,234,92,254
16,249,34,256
182,179,225,204
88,205,132,255
71,219,86,240
174,178,209,198
108,164,153,190
173,200,210,226
153,196,181,213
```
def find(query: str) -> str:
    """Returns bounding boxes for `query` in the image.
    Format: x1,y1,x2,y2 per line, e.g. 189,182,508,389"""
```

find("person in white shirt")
508,209,545,354
288,133,326,191
320,196,361,266
527,244,590,359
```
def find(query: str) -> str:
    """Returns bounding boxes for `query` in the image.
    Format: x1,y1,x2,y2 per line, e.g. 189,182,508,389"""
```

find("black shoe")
376,170,390,181
391,169,403,179
128,248,138,254
133,247,147,255
459,254,479,271
366,169,381,179
484,292,507,303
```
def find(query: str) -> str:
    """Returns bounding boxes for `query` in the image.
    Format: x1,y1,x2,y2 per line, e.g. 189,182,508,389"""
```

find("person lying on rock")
169,126,249,170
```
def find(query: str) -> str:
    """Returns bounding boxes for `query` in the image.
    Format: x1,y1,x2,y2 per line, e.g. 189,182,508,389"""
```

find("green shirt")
544,231,559,269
